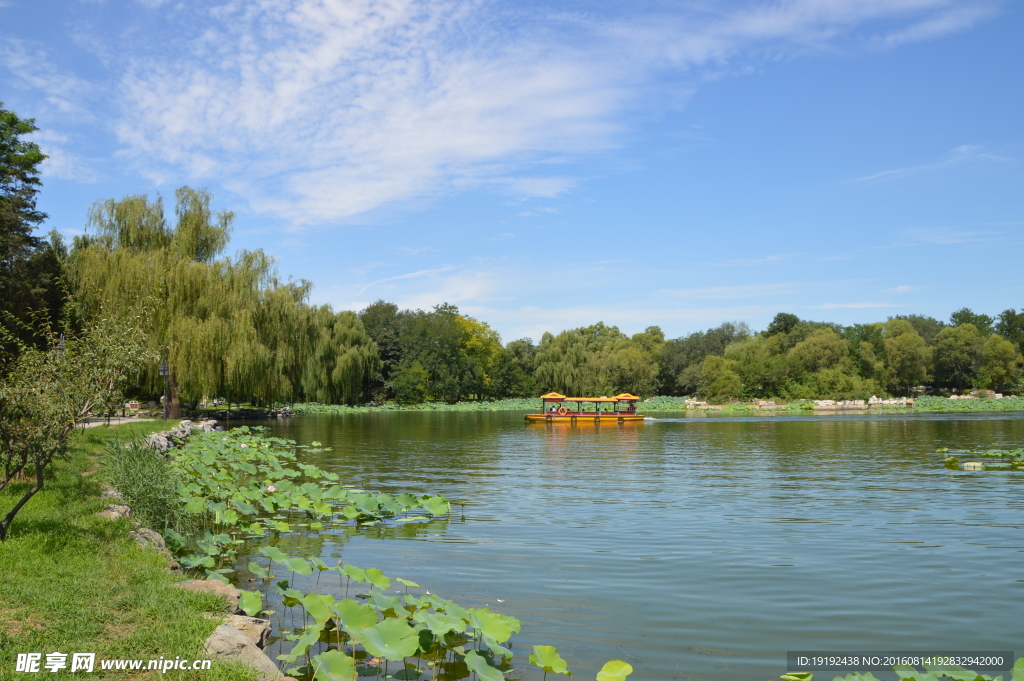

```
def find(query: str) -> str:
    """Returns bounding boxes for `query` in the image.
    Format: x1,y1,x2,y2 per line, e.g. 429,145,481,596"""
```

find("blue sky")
2,0,1021,343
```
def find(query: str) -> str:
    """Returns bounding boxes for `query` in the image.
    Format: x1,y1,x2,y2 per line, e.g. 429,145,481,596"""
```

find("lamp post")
159,360,169,420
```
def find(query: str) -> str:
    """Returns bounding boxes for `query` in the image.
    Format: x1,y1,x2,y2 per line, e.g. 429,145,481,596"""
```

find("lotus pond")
226,411,1024,681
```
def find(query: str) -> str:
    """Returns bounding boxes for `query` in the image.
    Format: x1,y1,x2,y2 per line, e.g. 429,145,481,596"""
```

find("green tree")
882,320,930,395
787,330,851,376
995,309,1024,352
0,316,151,540
660,322,748,394
359,300,406,393
605,346,659,396
889,315,945,345
399,304,484,402
977,334,1021,392
390,360,430,403
698,355,742,404
764,312,800,337
933,324,984,391
0,103,64,349
724,335,786,397
69,187,379,413
949,307,993,336
490,338,536,398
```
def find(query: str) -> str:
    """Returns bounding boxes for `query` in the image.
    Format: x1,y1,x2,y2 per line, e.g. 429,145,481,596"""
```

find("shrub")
101,439,192,533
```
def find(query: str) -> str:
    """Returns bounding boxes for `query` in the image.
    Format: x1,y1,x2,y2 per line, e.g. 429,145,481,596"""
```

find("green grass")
0,421,257,680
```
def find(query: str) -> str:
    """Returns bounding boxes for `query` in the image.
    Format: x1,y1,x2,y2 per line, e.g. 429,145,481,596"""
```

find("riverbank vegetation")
0,421,258,681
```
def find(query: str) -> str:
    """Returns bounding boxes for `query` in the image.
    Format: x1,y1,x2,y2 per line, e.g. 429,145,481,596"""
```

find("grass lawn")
0,421,257,680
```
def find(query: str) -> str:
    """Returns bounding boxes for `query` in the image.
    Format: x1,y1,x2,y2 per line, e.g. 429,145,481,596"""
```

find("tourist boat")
525,392,646,423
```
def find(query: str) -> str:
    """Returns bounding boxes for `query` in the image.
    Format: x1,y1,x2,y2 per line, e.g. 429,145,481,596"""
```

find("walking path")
78,416,161,429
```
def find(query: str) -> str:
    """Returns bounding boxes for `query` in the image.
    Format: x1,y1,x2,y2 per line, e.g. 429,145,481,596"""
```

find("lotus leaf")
334,599,379,630
303,593,338,624
369,591,402,613
238,590,263,617
421,496,450,516
364,568,391,590
465,650,505,681
378,494,405,515
342,564,367,582
261,546,290,564
392,668,423,680
355,619,421,661
596,660,633,681
396,578,419,588
247,561,271,578
274,520,291,532
414,612,466,637
529,645,571,677
312,650,357,681
483,637,513,660
278,627,322,663
471,610,515,643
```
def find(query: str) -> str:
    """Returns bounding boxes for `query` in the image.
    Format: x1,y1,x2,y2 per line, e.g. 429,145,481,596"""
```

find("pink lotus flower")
266,485,276,493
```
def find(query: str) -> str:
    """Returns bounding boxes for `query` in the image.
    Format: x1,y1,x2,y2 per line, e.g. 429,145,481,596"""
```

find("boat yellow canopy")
527,393,645,423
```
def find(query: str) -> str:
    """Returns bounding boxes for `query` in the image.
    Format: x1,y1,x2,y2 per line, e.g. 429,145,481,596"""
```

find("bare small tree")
0,315,151,540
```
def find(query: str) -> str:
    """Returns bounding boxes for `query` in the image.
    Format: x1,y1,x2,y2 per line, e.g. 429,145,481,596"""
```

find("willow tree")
69,187,379,414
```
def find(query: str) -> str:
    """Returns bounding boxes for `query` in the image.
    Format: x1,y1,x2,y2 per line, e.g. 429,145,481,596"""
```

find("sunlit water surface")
233,411,1024,681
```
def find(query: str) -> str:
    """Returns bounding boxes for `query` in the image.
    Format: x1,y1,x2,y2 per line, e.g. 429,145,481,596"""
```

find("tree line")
2,102,1022,409
353,308,1023,403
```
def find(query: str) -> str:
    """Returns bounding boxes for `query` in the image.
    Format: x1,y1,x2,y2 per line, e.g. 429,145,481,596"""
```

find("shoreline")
279,395,1024,417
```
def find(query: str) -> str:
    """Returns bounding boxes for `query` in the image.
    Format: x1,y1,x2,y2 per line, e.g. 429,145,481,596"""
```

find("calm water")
239,412,1024,681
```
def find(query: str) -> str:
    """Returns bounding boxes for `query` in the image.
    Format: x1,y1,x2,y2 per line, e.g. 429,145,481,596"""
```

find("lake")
238,411,1024,681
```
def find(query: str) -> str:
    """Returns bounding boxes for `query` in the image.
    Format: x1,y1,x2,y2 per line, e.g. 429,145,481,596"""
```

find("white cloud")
875,5,998,47
354,265,456,296
104,0,994,223
900,228,1000,245
0,38,94,116
657,283,800,299
806,302,900,309
853,145,1010,182
4,0,999,223
30,129,101,182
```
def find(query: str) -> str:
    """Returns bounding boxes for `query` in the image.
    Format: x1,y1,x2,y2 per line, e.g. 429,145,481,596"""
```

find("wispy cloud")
0,38,93,116
30,129,101,182
657,283,799,299
874,5,998,48
715,253,806,267
2,0,1001,224
853,145,1010,183
400,246,440,256
900,228,1001,245
806,302,900,309
355,265,455,296
885,285,922,293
